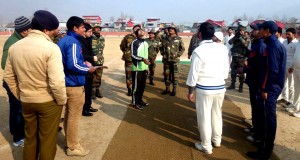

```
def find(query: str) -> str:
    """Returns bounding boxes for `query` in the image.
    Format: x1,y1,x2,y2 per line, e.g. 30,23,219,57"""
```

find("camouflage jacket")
145,38,160,62
188,33,201,57
160,35,185,62
120,33,136,62
230,35,250,57
92,34,105,65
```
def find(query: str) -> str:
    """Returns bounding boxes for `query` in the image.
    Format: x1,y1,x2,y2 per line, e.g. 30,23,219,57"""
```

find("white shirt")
283,38,298,69
186,40,229,95
224,34,234,50
278,37,285,43
292,42,300,75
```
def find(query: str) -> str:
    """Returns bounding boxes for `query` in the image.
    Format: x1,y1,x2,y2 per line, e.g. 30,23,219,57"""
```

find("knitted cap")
14,16,31,33
31,10,59,31
58,28,67,35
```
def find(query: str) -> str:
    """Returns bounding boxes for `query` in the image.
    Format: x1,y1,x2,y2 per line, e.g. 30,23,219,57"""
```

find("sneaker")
246,135,261,143
212,142,221,148
244,127,254,134
283,103,294,108
277,99,288,104
13,139,24,147
132,104,143,110
293,112,300,118
194,141,212,154
285,107,296,113
66,146,90,156
140,101,149,106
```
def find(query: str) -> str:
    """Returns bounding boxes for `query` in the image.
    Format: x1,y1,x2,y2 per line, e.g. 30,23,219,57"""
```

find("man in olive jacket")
1,16,31,147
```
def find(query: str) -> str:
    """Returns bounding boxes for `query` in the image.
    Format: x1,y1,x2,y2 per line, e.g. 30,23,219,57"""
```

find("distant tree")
109,16,115,22
242,13,248,21
272,15,279,21
129,15,134,20
281,14,288,23
257,14,264,19
287,17,298,28
248,16,254,23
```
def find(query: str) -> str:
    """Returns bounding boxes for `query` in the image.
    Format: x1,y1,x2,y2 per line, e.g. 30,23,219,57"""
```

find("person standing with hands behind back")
131,29,151,110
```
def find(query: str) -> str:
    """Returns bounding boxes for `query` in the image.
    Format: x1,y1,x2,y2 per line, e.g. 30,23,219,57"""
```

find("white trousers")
195,90,224,151
293,73,300,111
281,71,294,103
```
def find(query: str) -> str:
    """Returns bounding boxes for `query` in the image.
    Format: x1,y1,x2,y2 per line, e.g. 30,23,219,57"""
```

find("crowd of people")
1,9,300,160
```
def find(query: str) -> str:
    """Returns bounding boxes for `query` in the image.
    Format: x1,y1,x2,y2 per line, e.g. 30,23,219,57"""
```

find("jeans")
2,81,25,142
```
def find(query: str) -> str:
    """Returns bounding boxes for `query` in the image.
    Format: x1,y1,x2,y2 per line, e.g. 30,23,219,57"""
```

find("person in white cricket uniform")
224,27,234,64
186,22,229,155
281,28,298,108
286,26,300,117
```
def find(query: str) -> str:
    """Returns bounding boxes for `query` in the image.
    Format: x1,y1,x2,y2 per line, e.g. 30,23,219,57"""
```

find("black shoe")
238,87,243,93
95,89,103,98
149,81,155,85
82,111,93,116
132,104,143,110
246,151,260,159
89,107,98,112
140,101,149,106
58,126,63,132
227,84,235,90
162,87,170,95
170,86,176,96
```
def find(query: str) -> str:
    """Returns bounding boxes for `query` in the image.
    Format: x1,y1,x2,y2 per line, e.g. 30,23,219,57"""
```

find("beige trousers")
64,86,85,150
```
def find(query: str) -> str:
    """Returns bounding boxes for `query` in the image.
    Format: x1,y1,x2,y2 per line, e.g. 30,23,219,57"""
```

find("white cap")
214,31,224,41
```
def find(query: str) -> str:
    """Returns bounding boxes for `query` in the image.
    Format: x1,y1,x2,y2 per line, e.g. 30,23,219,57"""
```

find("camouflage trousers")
163,61,180,86
230,56,246,84
92,64,103,89
148,60,156,80
124,61,132,89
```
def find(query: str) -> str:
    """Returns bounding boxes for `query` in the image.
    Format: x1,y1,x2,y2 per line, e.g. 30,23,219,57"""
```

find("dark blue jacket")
258,35,286,95
58,31,89,87
245,38,266,88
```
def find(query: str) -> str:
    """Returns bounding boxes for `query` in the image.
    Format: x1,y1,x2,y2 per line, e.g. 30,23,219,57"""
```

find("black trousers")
132,70,147,105
83,74,93,111
249,86,260,140
257,92,279,160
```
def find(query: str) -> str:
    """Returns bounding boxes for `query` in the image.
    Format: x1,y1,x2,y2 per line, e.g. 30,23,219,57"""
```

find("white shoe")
285,108,296,113
293,112,300,118
13,139,24,147
212,142,221,148
283,103,294,108
194,141,212,154
246,135,260,143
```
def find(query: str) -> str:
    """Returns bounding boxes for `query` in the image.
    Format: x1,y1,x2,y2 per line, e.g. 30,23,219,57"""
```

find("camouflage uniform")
228,33,251,92
187,33,201,58
92,34,105,97
145,38,160,85
160,34,185,95
120,33,136,95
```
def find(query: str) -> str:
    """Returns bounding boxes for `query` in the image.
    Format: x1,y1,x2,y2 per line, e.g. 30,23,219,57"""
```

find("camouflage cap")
148,29,156,34
167,24,177,30
93,25,102,31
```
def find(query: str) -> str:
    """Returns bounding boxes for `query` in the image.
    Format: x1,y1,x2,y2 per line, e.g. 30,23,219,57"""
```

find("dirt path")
0,36,299,160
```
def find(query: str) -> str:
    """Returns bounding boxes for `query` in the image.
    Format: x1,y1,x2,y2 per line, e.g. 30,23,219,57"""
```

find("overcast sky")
0,0,299,25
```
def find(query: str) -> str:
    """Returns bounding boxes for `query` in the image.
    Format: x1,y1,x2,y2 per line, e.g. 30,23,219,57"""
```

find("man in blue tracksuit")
58,16,95,156
242,23,267,143
247,21,286,160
